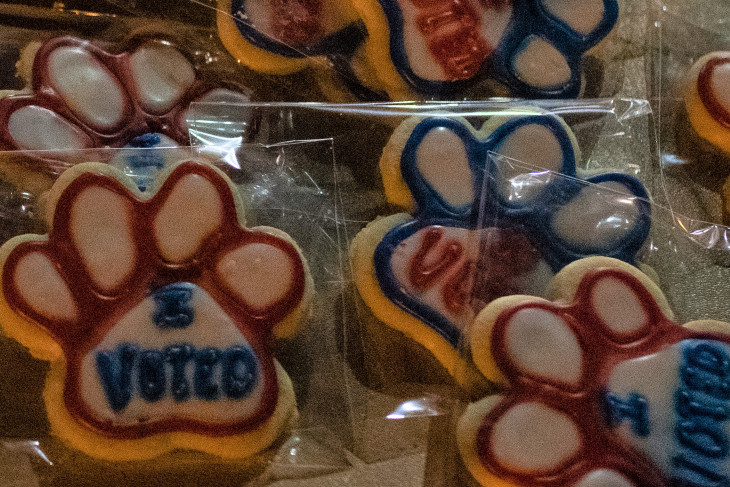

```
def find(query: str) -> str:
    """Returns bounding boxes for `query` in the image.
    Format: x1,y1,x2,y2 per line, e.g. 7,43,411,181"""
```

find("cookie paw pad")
0,161,310,459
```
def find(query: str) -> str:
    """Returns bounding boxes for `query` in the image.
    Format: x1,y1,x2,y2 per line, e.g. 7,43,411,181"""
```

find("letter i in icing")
458,257,730,487
0,160,313,461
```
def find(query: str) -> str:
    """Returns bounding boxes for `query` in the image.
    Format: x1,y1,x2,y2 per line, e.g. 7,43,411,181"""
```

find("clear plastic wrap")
99,0,648,102
650,0,730,226
183,99,730,487
0,141,356,485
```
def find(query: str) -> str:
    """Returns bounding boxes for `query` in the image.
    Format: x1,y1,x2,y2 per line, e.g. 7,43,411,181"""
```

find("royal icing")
459,265,730,486
368,115,650,351
0,35,251,160
222,0,363,58
363,0,618,97
0,161,310,458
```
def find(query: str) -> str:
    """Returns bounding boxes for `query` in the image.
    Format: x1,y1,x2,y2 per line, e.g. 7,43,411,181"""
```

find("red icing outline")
2,161,307,439
697,55,730,129
270,0,324,46
409,0,501,80
475,268,730,486
0,35,246,156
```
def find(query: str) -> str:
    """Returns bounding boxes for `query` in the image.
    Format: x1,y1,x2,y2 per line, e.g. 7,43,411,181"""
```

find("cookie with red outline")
0,34,250,160
458,257,730,486
0,160,313,461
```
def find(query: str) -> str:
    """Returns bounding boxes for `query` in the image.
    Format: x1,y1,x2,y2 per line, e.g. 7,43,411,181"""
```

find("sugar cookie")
458,256,730,487
0,160,313,461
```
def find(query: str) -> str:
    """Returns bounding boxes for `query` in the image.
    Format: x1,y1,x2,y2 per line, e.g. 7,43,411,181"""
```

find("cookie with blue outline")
351,0,618,99
458,256,730,487
217,0,365,75
350,112,650,388
0,160,313,461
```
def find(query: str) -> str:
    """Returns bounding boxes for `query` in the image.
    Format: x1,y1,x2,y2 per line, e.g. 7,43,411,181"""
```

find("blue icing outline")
376,0,618,98
374,115,650,346
230,0,366,59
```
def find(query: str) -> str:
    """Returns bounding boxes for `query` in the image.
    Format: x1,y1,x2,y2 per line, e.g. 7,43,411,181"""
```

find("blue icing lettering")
164,344,194,401
686,343,730,376
138,350,166,402
672,454,730,487
94,343,259,410
152,283,195,329
603,391,650,437
677,389,730,422
669,340,730,483
677,419,730,458
96,344,138,412
222,346,258,399
194,348,221,400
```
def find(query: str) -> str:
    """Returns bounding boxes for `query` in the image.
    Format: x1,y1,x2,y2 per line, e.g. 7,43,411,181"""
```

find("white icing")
494,123,563,203
390,226,478,329
607,344,683,475
399,0,512,81
504,308,582,386
70,186,136,293
80,285,265,423
575,470,636,487
542,0,605,35
129,43,196,115
217,242,294,310
153,174,223,263
491,402,580,473
8,105,92,151
239,0,273,41
551,181,639,251
400,1,449,80
710,61,730,116
607,340,730,480
13,251,77,322
389,226,554,329
591,276,648,335
47,46,126,131
512,37,571,89
416,126,474,208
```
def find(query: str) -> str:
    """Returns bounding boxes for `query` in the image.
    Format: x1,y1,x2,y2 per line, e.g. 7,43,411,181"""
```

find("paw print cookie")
0,161,313,461
217,0,364,74
0,35,251,159
352,0,618,99
350,112,649,386
457,257,730,487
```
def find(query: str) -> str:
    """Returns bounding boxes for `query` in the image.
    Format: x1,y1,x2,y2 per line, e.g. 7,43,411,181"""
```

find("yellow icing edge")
44,359,297,461
216,0,311,75
684,52,730,156
350,0,415,100
350,213,484,391
455,395,520,487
